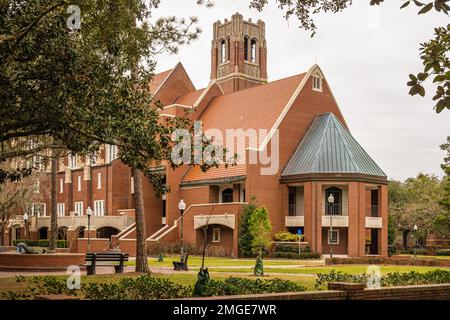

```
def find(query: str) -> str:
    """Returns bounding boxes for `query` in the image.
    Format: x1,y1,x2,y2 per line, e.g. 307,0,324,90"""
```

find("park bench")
84,252,129,276
173,253,189,271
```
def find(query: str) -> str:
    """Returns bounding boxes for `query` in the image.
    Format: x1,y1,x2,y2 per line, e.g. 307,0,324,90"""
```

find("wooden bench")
84,252,129,276
173,253,189,271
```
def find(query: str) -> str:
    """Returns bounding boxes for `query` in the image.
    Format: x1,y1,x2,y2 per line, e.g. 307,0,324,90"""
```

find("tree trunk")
49,151,58,251
402,230,409,250
0,221,4,246
133,167,149,273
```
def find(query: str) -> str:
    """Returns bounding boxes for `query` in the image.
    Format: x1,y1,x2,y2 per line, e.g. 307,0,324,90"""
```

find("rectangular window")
77,176,82,192
70,154,77,169
212,228,221,243
32,203,46,217
94,200,105,216
288,187,296,216
131,176,134,194
74,201,83,216
328,230,339,244
97,173,102,190
313,76,322,92
57,203,65,217
60,179,63,193
107,145,118,163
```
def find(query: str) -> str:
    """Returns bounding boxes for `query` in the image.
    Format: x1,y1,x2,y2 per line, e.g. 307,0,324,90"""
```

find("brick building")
5,13,388,257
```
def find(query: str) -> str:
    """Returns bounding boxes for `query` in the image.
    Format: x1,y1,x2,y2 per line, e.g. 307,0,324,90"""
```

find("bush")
201,277,306,297
272,251,321,259
315,269,450,290
388,245,397,257
13,239,68,249
238,201,257,258
436,249,450,256
1,276,77,300
82,274,192,300
273,231,301,242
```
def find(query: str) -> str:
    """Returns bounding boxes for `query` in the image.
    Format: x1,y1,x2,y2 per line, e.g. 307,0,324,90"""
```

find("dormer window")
220,39,226,63
312,75,322,92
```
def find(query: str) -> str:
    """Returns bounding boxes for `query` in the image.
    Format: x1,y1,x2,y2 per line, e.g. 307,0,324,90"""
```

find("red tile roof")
175,88,205,106
149,68,173,93
182,73,306,183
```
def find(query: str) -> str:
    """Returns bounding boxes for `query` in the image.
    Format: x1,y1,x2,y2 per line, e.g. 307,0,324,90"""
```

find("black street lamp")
328,193,335,258
86,206,93,252
23,212,29,241
178,199,186,255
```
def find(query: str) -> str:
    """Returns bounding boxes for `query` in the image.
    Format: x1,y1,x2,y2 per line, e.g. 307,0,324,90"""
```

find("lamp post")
413,224,418,258
328,193,335,258
86,207,93,252
178,199,186,255
23,212,29,241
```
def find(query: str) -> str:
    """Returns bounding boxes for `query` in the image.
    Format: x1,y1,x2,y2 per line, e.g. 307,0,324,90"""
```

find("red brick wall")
0,252,85,271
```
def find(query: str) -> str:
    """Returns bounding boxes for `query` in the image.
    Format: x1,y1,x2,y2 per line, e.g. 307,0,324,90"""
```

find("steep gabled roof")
149,68,173,93
282,113,386,177
182,73,306,183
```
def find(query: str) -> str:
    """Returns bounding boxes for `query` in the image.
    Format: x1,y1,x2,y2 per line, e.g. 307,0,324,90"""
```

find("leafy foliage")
315,269,450,290
248,207,272,256
2,276,77,300
273,231,302,242
238,199,257,257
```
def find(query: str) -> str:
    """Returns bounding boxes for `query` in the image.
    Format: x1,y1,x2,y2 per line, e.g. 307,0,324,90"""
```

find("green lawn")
206,265,449,275
395,254,450,261
126,255,321,267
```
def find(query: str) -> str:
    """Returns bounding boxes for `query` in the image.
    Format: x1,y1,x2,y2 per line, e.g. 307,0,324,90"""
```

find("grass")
206,265,449,275
126,255,320,268
395,254,450,261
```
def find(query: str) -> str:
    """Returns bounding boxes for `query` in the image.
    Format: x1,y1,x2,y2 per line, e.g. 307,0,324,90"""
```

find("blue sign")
297,229,302,235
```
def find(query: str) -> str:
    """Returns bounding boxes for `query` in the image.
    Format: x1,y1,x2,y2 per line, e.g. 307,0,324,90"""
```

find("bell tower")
210,13,268,94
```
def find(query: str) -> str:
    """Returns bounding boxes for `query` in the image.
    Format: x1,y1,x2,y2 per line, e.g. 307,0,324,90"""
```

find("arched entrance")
96,226,120,239
38,227,48,240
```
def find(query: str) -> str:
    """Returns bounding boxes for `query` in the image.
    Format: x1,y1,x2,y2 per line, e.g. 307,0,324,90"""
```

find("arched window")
220,39,226,63
325,187,342,215
244,37,249,61
250,39,257,63
222,188,233,203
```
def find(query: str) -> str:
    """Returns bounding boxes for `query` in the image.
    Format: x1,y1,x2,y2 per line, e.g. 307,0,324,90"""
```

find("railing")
324,204,343,216
288,204,296,216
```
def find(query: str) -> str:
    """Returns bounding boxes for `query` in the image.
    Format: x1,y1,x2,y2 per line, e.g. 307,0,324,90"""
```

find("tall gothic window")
220,39,226,63
244,37,249,61
250,39,257,63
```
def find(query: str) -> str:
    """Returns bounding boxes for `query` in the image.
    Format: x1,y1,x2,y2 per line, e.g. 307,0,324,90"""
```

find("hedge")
436,249,450,256
13,240,68,248
272,251,321,259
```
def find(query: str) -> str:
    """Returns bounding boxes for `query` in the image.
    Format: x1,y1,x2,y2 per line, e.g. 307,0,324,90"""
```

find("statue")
193,267,210,297
16,243,48,254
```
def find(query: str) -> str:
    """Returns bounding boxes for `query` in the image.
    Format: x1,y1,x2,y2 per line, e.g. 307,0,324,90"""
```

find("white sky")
150,0,450,181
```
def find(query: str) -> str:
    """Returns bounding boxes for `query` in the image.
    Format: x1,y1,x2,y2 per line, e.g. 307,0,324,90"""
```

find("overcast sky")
150,0,450,181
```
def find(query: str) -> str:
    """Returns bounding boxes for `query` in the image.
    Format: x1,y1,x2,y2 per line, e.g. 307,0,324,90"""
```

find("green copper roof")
282,113,386,177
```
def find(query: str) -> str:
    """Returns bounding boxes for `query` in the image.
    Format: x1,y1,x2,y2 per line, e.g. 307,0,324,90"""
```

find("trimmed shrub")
201,277,306,297
407,248,427,255
436,249,450,256
272,251,321,259
315,269,450,290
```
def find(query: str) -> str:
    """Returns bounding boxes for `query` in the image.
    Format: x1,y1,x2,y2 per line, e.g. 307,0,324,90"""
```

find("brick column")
379,184,388,257
328,282,365,300
358,182,367,257
314,182,322,254
303,182,315,251
347,182,359,257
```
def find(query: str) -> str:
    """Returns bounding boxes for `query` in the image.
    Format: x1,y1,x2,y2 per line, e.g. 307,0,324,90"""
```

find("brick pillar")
303,182,315,251
379,184,388,257
358,182,367,257
348,182,359,257
84,228,97,239
314,182,323,254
